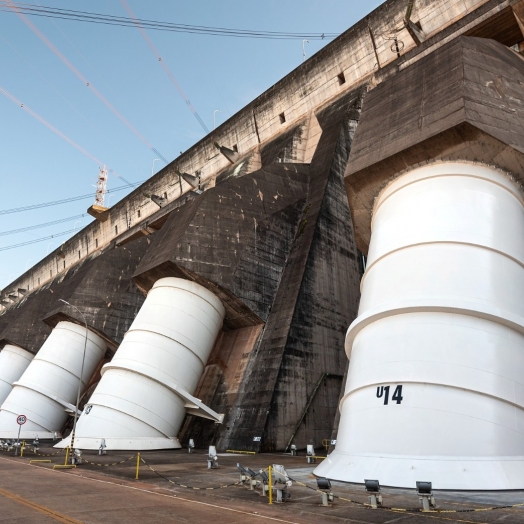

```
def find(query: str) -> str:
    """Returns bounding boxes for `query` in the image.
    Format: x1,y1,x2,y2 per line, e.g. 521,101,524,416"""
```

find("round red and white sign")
16,414,27,425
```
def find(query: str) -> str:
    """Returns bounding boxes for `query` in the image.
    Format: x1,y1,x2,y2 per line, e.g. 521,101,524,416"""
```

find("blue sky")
0,0,382,289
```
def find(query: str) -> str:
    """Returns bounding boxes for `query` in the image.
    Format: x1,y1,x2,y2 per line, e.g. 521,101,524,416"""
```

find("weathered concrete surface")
1,0,515,304
178,324,264,447
219,89,363,453
2,447,524,524
0,454,312,524
133,163,310,330
132,101,361,450
0,85,364,450
346,36,524,252
1,0,523,461
0,238,149,354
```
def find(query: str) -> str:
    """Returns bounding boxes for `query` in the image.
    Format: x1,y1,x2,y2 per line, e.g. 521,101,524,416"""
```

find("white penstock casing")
0,345,34,407
60,277,225,451
314,161,524,490
0,321,106,439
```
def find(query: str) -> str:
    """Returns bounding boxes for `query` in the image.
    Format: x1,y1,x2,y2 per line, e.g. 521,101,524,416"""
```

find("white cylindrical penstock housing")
0,321,106,439
65,277,225,450
0,345,34,407
314,161,524,490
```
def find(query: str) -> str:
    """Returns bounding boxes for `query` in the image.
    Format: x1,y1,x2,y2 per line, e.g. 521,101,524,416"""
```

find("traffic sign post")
15,415,26,456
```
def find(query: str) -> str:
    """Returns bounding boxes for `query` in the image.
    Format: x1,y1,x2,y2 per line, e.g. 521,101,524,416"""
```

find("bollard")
53,447,76,470
268,465,272,504
20,441,25,457
135,453,141,480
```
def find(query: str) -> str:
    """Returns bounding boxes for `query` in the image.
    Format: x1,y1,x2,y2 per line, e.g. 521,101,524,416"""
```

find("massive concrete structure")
1,0,524,489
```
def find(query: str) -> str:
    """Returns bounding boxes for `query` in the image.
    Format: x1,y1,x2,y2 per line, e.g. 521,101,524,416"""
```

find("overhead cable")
0,2,338,40
0,84,106,165
0,180,145,215
0,83,134,185
119,0,209,134
3,0,168,164
0,226,82,252
0,213,87,236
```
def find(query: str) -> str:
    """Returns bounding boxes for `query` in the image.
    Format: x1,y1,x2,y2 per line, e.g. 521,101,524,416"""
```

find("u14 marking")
376,385,403,405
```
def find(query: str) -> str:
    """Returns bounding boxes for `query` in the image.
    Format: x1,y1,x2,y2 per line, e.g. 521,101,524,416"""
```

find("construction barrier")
140,457,243,491
82,454,138,467
6,445,523,515
31,448,63,457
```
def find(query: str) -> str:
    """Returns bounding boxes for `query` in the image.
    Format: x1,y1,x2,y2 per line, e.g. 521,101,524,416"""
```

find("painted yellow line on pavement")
0,486,83,524
0,455,496,524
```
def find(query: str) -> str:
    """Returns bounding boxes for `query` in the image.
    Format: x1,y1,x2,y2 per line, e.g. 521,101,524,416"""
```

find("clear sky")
0,0,383,289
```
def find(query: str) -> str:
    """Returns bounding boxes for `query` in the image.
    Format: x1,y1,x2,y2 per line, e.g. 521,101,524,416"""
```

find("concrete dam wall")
2,0,524,489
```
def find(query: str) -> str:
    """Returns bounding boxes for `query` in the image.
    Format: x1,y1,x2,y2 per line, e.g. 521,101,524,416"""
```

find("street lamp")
58,299,88,453
151,158,160,177
302,39,310,61
213,110,221,130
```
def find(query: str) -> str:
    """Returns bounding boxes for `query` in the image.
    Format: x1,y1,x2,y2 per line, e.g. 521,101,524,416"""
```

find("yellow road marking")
0,455,505,524
0,486,83,524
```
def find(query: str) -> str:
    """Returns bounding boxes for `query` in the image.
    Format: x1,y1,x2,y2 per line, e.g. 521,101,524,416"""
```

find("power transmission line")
0,2,337,40
0,213,87,236
0,84,106,165
0,83,135,186
0,32,127,159
119,0,209,134
3,0,169,164
0,226,82,252
0,180,145,215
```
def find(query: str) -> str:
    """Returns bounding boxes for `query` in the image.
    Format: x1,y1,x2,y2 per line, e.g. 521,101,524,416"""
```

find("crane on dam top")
94,166,108,207
86,166,110,222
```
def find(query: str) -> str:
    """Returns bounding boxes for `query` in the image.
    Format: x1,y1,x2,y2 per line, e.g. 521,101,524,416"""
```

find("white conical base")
55,435,181,451
314,451,524,490
0,345,34,407
0,322,106,439
327,162,524,490
59,278,225,451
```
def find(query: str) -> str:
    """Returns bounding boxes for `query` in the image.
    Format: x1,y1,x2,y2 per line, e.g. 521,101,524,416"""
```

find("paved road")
0,456,311,524
2,453,524,524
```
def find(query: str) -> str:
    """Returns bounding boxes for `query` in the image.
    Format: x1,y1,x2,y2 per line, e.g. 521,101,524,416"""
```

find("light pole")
302,39,310,61
58,299,88,453
151,158,160,177
213,110,221,130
